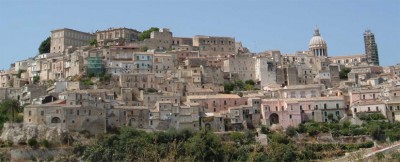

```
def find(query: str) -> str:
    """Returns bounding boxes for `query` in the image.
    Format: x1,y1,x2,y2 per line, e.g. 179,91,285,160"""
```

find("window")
41,111,44,116
368,107,370,112
336,103,339,109
300,105,303,111
376,107,379,111
29,111,31,116
363,95,366,100
289,115,292,119
77,110,80,115
224,100,227,105
324,104,327,109
336,111,340,116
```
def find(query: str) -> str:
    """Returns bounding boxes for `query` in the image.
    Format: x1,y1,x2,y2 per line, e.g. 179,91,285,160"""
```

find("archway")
270,113,279,124
51,117,61,123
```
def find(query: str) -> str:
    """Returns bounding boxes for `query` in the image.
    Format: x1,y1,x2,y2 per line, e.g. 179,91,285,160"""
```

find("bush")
28,138,38,148
260,125,270,135
359,113,386,121
5,140,13,147
286,126,297,137
41,139,50,148
270,133,290,144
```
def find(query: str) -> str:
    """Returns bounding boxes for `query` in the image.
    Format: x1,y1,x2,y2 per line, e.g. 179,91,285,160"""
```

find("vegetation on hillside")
138,27,159,41
38,37,51,54
339,67,351,79
224,80,258,93
0,100,23,130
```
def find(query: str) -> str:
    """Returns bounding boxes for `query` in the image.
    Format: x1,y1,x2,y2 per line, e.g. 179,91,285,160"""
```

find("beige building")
142,28,173,50
193,35,235,57
96,27,140,46
50,28,95,54
223,55,256,81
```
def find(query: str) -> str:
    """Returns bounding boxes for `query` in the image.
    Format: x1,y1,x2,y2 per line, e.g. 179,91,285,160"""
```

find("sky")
0,0,399,69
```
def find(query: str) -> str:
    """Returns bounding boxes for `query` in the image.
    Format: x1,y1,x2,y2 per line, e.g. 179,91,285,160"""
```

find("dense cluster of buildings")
1,27,399,134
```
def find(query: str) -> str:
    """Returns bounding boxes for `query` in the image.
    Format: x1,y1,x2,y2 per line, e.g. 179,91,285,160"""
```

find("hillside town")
0,27,398,136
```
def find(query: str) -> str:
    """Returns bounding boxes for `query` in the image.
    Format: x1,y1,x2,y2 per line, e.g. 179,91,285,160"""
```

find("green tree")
38,37,51,54
339,67,351,79
184,129,223,161
139,27,159,41
0,100,21,125
33,76,40,84
224,82,234,93
245,80,255,85
235,80,244,90
368,124,384,141
89,39,98,47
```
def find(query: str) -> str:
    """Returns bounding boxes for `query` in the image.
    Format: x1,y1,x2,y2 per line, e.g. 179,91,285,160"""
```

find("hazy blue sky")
0,0,399,69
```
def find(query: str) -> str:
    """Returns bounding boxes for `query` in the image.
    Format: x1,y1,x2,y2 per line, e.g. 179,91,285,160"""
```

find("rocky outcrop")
0,123,68,144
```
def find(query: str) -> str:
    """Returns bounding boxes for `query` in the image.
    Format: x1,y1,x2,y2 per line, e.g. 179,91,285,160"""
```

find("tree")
0,100,21,125
139,27,159,41
89,39,98,47
224,82,234,93
33,76,40,84
245,80,255,85
327,113,334,122
184,129,223,161
339,68,351,79
38,37,51,54
235,80,244,90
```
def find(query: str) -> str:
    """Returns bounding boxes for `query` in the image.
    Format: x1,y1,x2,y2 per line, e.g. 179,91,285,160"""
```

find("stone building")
142,28,173,50
261,96,347,128
223,54,256,81
50,28,95,54
193,35,235,57
96,27,140,46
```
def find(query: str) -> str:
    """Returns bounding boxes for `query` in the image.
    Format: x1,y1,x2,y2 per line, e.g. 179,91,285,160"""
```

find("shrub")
41,139,50,148
260,125,270,135
270,133,290,144
286,126,297,137
28,138,38,148
5,140,13,147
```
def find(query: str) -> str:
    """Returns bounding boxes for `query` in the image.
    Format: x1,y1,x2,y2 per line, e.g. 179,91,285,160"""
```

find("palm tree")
0,99,20,123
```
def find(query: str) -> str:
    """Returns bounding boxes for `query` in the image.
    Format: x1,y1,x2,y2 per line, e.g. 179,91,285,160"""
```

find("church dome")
309,28,328,57
309,28,327,48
